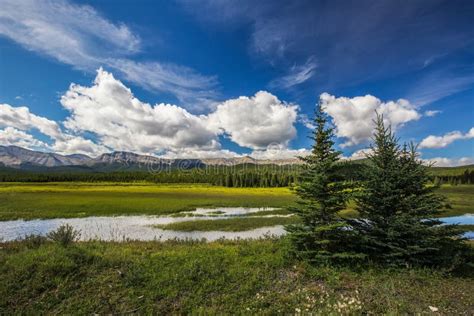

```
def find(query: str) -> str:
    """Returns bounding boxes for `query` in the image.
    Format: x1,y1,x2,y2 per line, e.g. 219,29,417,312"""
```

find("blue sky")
0,0,473,165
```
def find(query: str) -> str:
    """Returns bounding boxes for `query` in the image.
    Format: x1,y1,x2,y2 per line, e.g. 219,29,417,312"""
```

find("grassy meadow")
436,185,474,216
0,182,471,221
0,182,472,313
1,238,472,314
155,216,299,232
0,182,294,221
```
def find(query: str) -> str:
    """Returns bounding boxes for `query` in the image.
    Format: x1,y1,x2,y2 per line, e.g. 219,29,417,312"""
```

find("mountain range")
0,145,301,171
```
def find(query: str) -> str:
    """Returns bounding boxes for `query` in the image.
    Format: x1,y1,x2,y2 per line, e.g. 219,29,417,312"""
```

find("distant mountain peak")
0,145,298,169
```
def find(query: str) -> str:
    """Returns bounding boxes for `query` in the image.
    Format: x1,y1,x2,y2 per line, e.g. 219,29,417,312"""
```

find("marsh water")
0,208,472,242
0,207,286,242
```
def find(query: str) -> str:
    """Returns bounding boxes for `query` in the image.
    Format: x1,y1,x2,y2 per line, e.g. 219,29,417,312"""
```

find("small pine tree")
352,115,468,267
286,103,358,264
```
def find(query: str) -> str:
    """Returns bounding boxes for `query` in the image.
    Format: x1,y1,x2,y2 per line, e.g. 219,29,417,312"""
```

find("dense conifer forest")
0,162,472,186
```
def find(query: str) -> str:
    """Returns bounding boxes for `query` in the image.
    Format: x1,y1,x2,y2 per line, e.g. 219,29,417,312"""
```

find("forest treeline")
0,163,472,186
0,166,302,187
433,169,474,185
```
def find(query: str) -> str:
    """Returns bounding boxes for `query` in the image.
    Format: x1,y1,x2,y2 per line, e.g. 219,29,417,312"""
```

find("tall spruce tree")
286,103,358,264
352,115,468,267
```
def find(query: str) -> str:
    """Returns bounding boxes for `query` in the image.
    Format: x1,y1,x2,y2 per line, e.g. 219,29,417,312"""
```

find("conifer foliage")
351,115,467,267
287,104,357,264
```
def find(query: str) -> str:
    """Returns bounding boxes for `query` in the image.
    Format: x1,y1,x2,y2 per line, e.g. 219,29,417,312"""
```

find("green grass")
0,238,472,314
155,216,299,231
459,225,474,232
0,183,295,221
247,209,292,216
340,185,474,218
0,182,471,221
437,185,474,216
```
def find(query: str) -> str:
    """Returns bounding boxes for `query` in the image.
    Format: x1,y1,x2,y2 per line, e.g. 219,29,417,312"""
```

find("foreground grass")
0,239,472,314
0,183,471,221
437,185,474,216
0,183,295,220
155,216,299,231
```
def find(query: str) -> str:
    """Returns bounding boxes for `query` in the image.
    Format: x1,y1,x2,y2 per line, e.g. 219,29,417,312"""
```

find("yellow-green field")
0,182,472,221
155,216,299,231
0,183,294,220
0,183,473,314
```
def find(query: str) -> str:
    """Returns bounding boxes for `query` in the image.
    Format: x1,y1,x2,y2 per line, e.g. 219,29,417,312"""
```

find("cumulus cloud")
61,69,219,153
0,103,107,156
0,103,63,139
423,157,474,167
419,128,474,148
208,91,298,149
58,69,299,154
0,127,48,149
51,136,108,156
1,69,300,157
320,93,421,147
344,148,372,160
161,148,240,159
250,144,310,160
0,0,216,106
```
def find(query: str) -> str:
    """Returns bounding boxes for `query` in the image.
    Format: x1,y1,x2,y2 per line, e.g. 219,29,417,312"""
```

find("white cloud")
419,128,474,149
61,69,219,154
423,157,474,167
161,148,240,159
1,69,300,157
269,57,317,90
298,114,316,129
0,0,216,106
405,68,474,106
51,136,108,157
424,110,441,117
320,93,421,147
0,103,63,139
208,91,298,149
0,0,139,69
0,127,48,149
60,69,299,154
250,145,310,160
0,103,107,156
107,59,218,109
345,148,372,160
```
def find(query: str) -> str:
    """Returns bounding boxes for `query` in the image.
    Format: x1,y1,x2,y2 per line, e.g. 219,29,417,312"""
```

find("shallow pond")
440,214,474,239
0,207,286,242
0,209,472,242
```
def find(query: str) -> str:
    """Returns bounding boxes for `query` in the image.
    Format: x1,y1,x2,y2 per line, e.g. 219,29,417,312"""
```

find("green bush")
22,234,48,249
46,224,81,247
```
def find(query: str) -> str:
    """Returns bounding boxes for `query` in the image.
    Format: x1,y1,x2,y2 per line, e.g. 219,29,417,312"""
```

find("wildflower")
429,306,439,312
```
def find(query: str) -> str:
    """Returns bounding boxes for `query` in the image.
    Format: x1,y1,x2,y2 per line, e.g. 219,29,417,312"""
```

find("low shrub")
46,224,81,247
22,234,48,249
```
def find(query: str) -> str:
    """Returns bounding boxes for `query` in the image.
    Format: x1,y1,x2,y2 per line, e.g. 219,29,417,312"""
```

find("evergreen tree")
352,115,468,267
286,103,358,264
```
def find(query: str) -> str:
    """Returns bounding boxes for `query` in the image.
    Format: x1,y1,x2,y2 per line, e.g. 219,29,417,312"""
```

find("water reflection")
0,210,472,242
0,208,286,242
438,214,473,225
